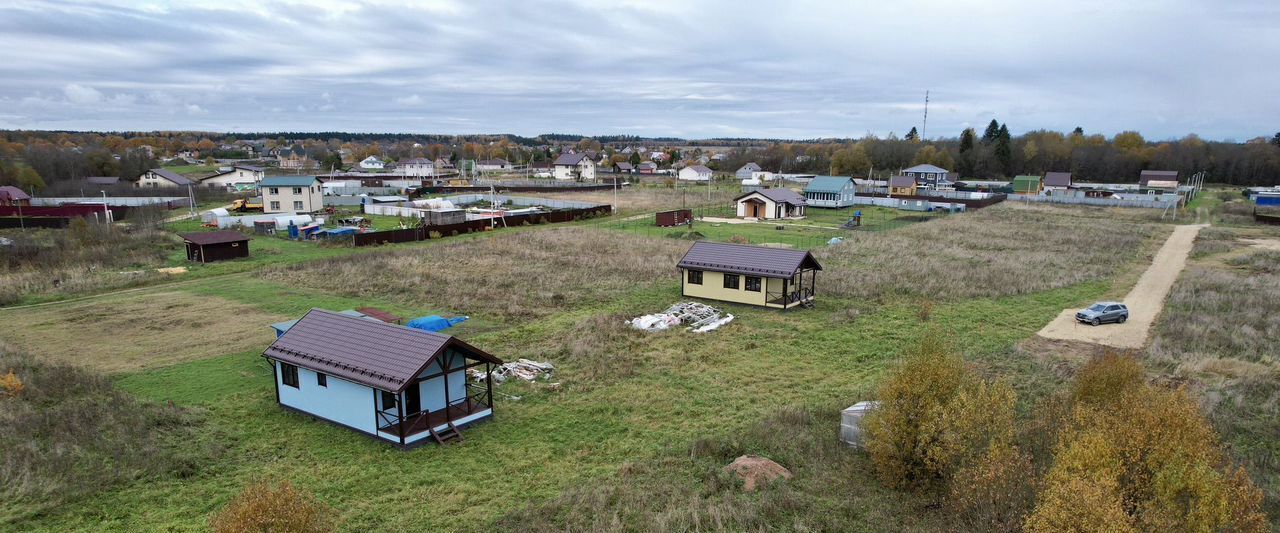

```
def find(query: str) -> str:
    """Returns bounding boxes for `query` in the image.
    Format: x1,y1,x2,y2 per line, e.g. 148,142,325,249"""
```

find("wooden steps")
428,422,464,444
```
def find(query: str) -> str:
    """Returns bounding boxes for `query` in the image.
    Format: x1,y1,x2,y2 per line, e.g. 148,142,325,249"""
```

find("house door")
405,384,421,414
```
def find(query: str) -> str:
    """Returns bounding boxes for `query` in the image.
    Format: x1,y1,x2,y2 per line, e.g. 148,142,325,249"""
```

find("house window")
268,187,279,194
293,201,304,210
270,201,281,210
292,187,302,194
281,363,299,388
724,274,740,290
688,270,703,285
380,390,398,410
745,276,761,292
316,372,327,387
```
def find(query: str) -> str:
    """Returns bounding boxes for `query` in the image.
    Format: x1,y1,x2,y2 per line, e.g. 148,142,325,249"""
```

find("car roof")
1093,301,1126,306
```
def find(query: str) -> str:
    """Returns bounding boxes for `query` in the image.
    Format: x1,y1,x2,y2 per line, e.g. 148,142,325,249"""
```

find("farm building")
261,176,323,213
735,188,807,219
0,185,31,206
614,162,635,174
1043,171,1072,191
803,176,858,208
678,241,822,309
136,168,194,188
678,165,713,181
1139,170,1179,190
263,309,504,447
736,163,762,180
888,175,917,196
1011,175,1043,195
180,230,250,263
553,153,596,180
655,209,693,227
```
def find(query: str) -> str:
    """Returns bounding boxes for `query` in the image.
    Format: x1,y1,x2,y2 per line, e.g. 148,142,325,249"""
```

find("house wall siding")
736,193,777,218
263,183,323,213
276,361,378,436
682,269,770,306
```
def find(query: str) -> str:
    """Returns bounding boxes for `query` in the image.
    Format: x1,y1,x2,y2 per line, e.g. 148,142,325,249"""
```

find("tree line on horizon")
1,125,1278,190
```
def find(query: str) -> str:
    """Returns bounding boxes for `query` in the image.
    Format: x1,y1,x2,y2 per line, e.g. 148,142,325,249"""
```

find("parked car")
1076,302,1129,326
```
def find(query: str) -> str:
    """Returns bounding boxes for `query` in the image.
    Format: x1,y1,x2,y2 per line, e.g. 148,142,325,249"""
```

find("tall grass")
817,203,1162,301
1148,251,1280,518
0,220,176,305
0,345,221,524
259,227,689,319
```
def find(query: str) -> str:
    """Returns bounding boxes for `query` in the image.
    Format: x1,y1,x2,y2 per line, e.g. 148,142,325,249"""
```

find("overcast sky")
1,0,1276,141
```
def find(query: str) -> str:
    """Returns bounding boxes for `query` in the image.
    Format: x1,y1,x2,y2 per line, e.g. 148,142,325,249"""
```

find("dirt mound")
723,455,792,491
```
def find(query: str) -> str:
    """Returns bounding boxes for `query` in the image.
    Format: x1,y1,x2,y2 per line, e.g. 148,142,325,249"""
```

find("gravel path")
1036,224,1207,349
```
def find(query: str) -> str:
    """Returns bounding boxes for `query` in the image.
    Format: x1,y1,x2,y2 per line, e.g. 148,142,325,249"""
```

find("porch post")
486,362,494,413
441,351,451,423
809,269,815,299
396,390,405,446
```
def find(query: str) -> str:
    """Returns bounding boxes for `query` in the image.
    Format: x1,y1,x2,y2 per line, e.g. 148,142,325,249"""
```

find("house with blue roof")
261,175,322,213
803,176,859,208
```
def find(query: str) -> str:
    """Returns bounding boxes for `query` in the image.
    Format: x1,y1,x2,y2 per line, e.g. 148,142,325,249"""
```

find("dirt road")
1036,224,1207,349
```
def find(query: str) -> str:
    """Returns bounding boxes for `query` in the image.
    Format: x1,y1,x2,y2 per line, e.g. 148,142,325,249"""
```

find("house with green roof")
1011,175,1043,195
803,176,858,207
261,175,323,213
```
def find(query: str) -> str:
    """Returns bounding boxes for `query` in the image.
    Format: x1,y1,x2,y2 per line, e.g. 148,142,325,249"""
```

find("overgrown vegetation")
818,203,1163,301
0,220,175,305
0,346,219,525
260,227,688,319
210,480,334,533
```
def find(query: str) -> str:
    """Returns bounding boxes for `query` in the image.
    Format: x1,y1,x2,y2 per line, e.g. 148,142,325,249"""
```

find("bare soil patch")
0,291,285,373
1037,224,1206,349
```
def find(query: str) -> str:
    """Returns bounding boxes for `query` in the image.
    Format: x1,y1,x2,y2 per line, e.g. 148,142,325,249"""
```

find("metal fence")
1008,194,1178,209
352,205,613,247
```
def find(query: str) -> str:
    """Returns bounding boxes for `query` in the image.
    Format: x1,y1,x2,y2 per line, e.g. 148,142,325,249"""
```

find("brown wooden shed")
656,209,693,227
180,230,250,263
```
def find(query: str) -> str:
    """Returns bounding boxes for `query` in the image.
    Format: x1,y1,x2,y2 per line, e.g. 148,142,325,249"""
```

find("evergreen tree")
629,151,642,165
959,128,976,153
1072,126,1085,137
905,127,919,141
994,124,1013,175
1270,132,1280,147
982,120,1001,144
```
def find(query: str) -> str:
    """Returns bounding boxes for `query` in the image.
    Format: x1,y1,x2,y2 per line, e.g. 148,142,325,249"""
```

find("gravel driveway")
1036,224,1207,349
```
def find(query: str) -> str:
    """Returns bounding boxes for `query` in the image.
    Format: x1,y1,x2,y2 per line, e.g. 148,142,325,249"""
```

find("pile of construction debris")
468,359,555,383
628,301,734,333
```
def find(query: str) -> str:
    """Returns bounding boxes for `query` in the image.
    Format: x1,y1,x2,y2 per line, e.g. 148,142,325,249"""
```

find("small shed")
1043,171,1073,190
1011,175,1043,195
0,186,31,207
887,175,917,196
180,230,250,263
655,209,693,227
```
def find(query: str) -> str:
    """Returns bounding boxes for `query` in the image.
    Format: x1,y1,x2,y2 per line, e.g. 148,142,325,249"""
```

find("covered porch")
765,267,818,309
374,348,501,446
377,384,493,440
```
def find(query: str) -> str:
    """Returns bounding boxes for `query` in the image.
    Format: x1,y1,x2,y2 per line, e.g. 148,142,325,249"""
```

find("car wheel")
1118,315,1127,324
1091,318,1100,326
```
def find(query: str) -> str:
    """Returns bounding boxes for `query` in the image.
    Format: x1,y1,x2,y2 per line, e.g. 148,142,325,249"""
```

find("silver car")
1076,302,1129,326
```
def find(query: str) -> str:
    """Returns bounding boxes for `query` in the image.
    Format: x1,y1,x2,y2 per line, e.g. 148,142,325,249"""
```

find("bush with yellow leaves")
210,480,334,533
0,368,23,398
863,333,1017,493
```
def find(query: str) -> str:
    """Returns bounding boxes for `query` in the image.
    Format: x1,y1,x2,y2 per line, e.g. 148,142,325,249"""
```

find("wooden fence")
352,205,612,246
1255,209,1280,226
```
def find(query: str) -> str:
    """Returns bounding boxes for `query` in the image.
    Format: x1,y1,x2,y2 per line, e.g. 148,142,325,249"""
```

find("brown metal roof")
735,188,807,205
678,241,822,279
263,309,502,392
179,230,250,245
1043,172,1072,187
0,185,31,201
355,307,402,324
888,175,916,187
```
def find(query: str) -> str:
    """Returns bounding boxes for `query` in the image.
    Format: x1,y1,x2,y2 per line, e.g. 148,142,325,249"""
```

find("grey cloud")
0,0,1275,140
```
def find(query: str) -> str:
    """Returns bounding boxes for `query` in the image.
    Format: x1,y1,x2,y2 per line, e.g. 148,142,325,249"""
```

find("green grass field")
1,197,1275,530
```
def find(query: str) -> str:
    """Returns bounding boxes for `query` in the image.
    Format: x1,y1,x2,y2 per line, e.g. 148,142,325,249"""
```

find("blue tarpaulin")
406,315,468,332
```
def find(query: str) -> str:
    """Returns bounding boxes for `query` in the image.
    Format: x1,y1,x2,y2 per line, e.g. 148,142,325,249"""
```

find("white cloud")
395,94,424,106
185,103,207,114
63,83,103,104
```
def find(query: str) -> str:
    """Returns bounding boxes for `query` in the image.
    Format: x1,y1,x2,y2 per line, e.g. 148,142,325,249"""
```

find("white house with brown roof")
399,158,436,177
735,188,807,219
200,165,264,190
135,168,194,188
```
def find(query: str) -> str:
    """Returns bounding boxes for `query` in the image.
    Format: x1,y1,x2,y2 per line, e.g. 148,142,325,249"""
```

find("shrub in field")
947,443,1038,531
1027,357,1269,532
0,368,22,397
916,300,933,322
210,480,334,533
863,333,1016,492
